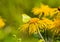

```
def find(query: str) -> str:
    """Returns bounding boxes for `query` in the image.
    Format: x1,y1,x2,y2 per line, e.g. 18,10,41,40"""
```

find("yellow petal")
0,17,5,28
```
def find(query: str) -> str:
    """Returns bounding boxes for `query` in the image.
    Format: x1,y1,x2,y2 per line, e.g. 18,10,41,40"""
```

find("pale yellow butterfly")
22,14,31,23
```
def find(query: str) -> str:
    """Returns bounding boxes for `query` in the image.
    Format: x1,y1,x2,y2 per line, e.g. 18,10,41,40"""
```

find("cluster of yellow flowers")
20,18,55,34
20,3,60,35
0,17,5,28
32,3,59,17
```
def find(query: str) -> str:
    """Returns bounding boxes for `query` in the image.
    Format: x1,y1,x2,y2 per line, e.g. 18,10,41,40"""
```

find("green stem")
38,29,45,42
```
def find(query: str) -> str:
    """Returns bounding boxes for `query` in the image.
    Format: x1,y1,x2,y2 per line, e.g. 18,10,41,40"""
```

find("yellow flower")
32,3,58,17
32,4,49,16
38,18,55,29
20,18,55,35
0,17,5,28
20,18,40,35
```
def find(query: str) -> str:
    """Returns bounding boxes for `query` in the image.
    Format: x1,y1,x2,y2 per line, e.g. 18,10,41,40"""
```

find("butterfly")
22,14,31,23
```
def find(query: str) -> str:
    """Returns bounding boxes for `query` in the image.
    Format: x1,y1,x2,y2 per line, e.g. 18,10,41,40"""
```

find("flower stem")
38,29,45,42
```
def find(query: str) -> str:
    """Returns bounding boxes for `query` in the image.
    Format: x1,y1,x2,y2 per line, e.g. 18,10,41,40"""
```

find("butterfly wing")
22,14,31,23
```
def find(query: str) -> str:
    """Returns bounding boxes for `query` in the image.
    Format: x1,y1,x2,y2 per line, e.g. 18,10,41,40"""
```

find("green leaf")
0,30,6,40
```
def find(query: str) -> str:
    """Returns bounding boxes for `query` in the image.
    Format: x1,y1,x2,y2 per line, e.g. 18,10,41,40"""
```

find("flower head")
20,18,40,34
32,3,58,17
0,17,5,28
38,18,55,29
20,18,55,35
